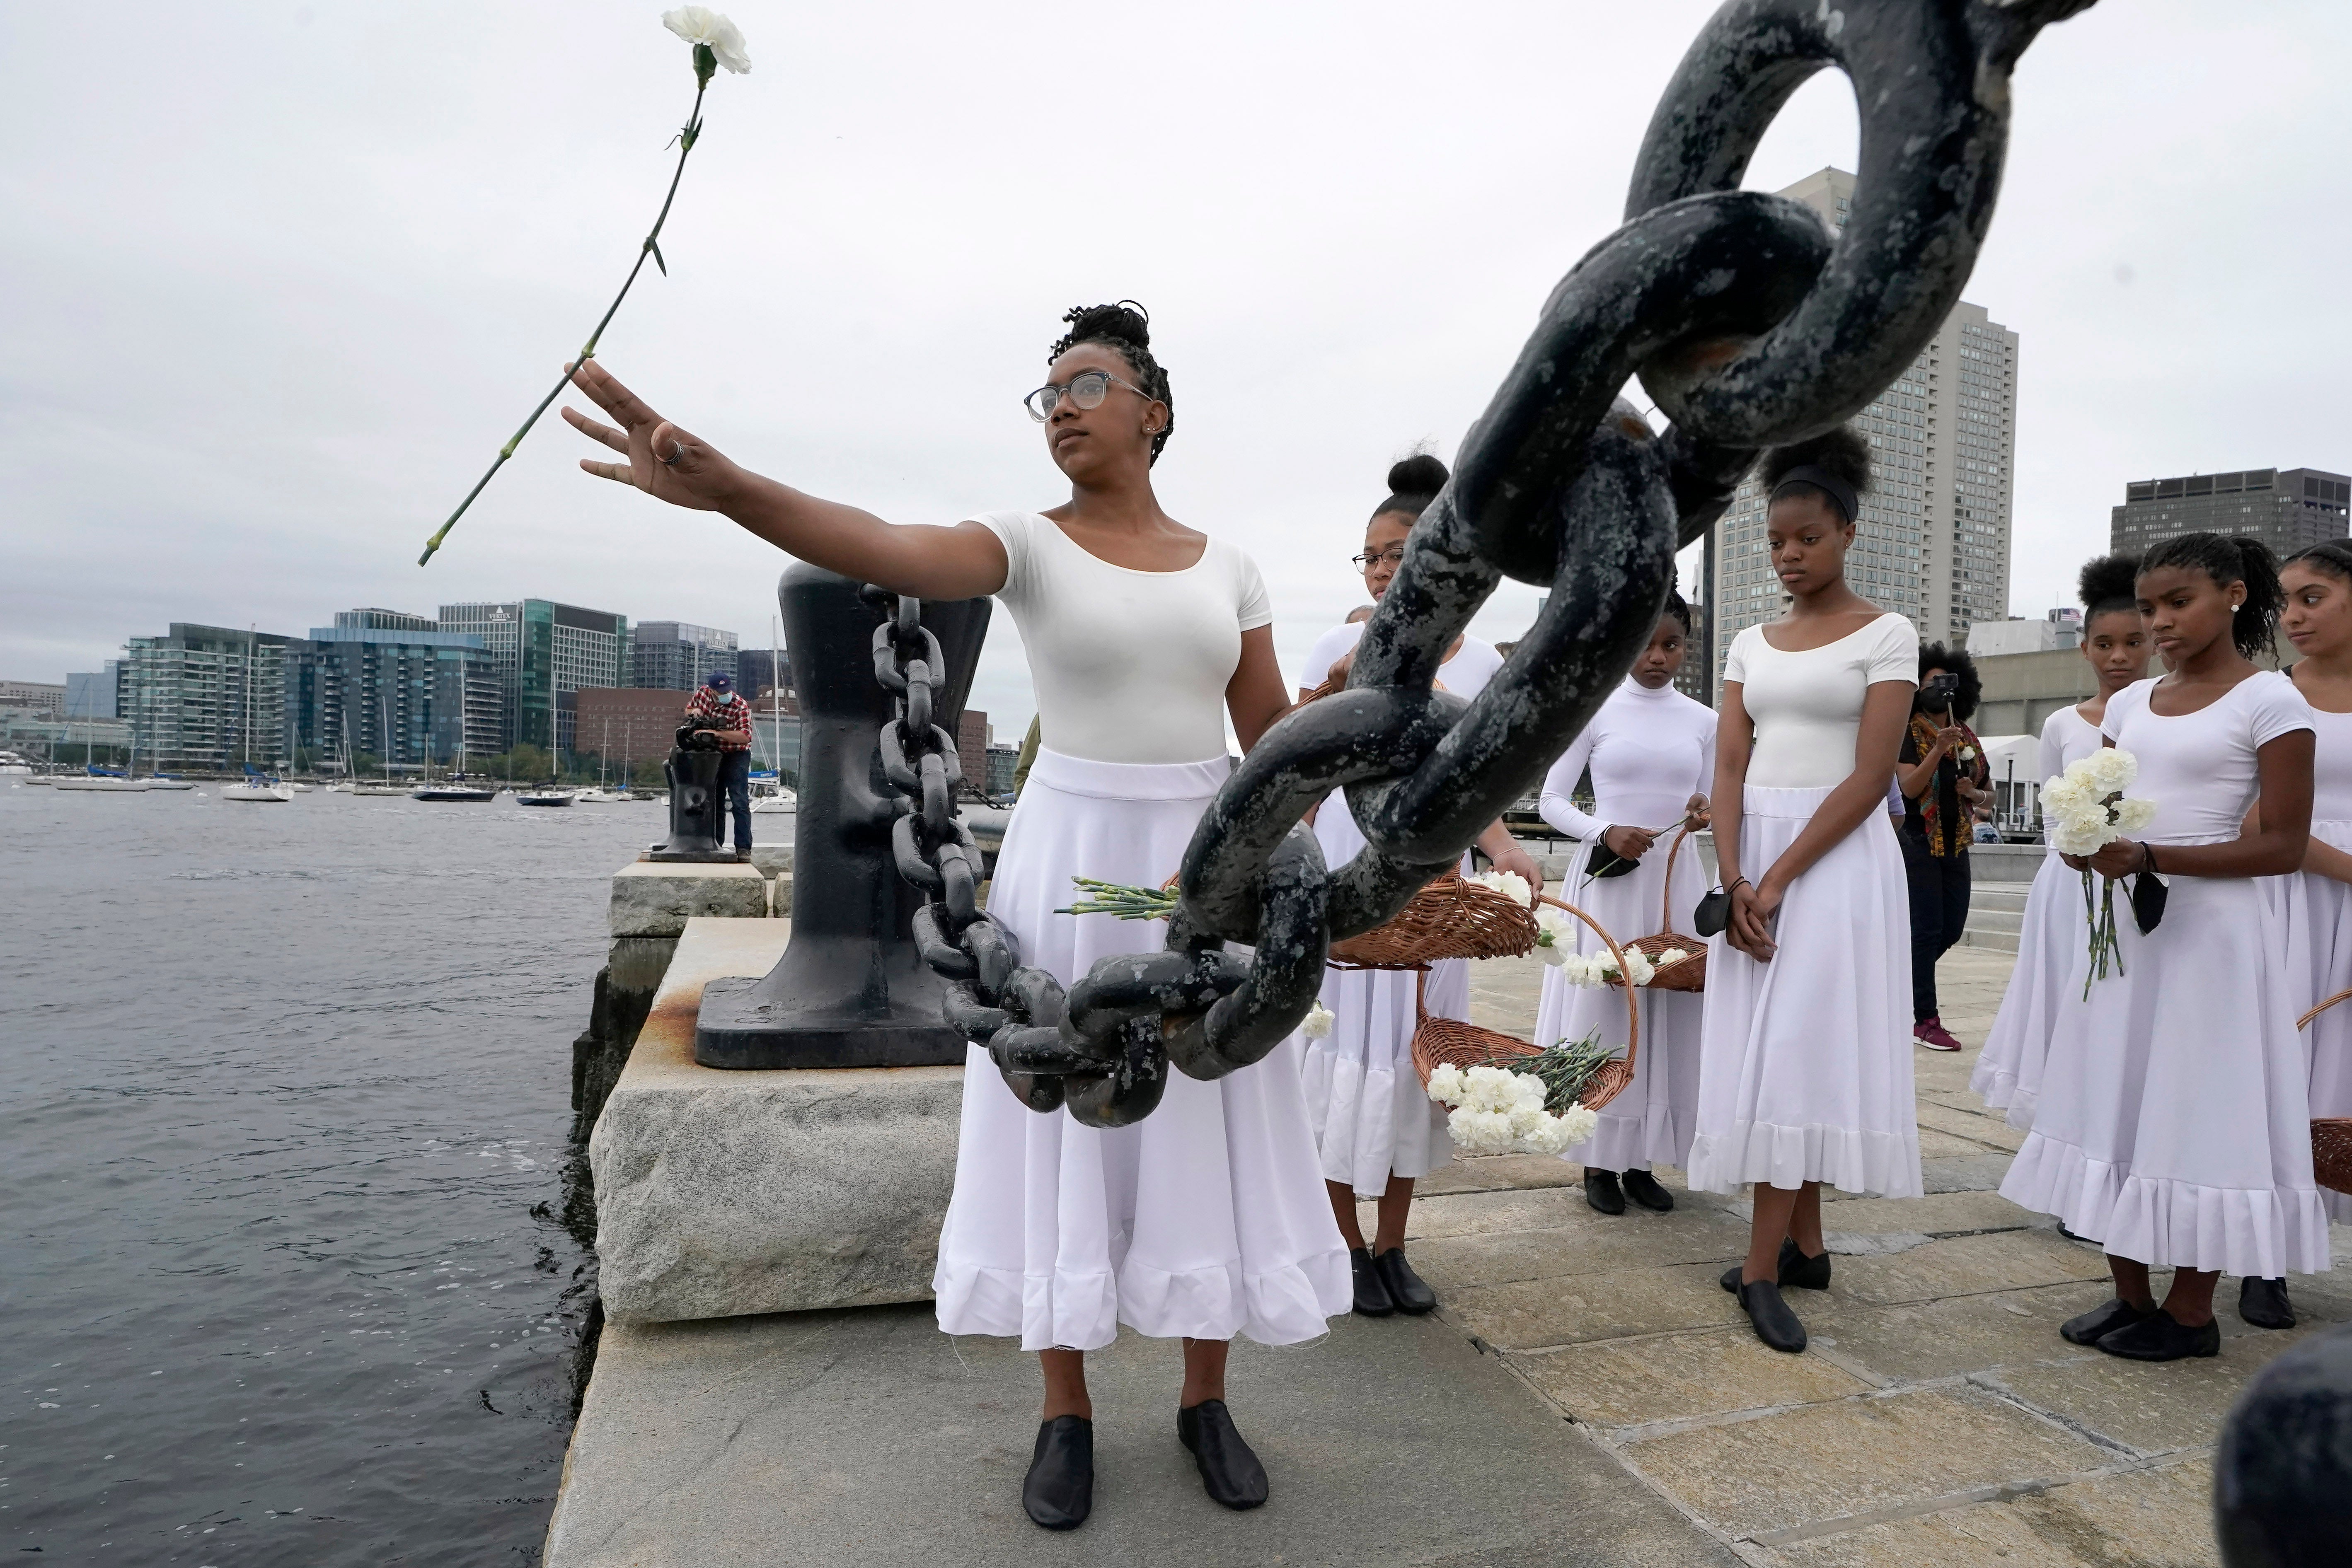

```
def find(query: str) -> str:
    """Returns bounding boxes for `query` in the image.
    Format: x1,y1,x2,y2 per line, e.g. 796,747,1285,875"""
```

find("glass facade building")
437,600,629,753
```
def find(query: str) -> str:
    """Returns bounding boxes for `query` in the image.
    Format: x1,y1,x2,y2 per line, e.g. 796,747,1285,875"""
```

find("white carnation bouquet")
1425,1049,1602,1157
2039,747,2157,992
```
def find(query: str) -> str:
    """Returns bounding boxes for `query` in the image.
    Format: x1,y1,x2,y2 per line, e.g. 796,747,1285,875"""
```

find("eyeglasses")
1024,369,1157,422
1352,546,1408,571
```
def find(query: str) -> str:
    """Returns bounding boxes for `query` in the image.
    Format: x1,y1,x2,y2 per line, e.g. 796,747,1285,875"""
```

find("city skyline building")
1705,167,2018,691
1,679,68,717
632,621,738,691
283,616,502,772
2109,467,2350,559
436,600,629,754
121,623,293,771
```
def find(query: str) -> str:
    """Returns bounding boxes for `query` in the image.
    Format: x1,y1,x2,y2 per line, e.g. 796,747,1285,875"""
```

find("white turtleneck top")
1539,677,1718,842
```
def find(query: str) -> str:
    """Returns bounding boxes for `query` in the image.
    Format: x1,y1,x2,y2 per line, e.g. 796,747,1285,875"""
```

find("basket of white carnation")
1411,894,1641,1111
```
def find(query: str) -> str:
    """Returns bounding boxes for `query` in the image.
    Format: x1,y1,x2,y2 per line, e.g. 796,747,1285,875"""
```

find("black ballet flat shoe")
1736,1278,1808,1353
1349,1247,1395,1317
2059,1297,2156,1347
2239,1276,2296,1330
1777,1237,1832,1291
1022,1415,1093,1531
1372,1247,1437,1315
1719,1239,1832,1296
1177,1399,1268,1511
2095,1308,2221,1362
1620,1168,1675,1213
1584,1169,1626,1215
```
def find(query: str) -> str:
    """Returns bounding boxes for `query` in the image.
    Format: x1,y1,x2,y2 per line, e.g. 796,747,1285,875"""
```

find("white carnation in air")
663,6,751,72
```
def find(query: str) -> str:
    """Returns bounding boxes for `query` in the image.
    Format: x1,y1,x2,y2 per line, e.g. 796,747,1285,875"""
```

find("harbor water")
1,784,673,1564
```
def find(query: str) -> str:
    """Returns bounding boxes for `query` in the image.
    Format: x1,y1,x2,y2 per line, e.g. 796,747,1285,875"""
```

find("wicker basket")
1597,825,1707,993
1410,896,1642,1112
1328,869,1539,970
2297,988,2352,1193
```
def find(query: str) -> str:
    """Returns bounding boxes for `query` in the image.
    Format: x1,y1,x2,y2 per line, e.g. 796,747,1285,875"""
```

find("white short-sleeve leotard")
973,510,1270,766
1723,614,1919,788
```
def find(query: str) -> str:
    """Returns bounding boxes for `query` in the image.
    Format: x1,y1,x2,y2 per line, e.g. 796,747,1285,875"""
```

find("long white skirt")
1971,848,2076,1128
1687,785,1922,1198
2001,854,2331,1276
932,748,1351,1352
1295,788,1459,1199
2263,818,2352,1225
1533,836,1707,1172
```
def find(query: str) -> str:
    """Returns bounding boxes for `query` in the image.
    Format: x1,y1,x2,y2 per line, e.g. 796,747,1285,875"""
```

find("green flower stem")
420,77,712,567
1056,877,1181,921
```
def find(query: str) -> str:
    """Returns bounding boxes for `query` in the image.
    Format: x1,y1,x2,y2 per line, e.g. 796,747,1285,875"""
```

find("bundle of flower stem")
1509,1028,1619,1114
1057,877,1180,921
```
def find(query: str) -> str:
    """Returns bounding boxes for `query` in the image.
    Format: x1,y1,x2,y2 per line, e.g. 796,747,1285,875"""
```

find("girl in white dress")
2243,538,2352,1330
1973,555,2151,1126
2001,532,2324,1362
559,303,1349,1526
1294,454,1547,1319
1695,428,1921,1355
1535,592,1714,1214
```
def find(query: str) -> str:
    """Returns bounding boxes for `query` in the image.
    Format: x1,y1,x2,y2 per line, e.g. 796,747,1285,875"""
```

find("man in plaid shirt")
684,672,755,858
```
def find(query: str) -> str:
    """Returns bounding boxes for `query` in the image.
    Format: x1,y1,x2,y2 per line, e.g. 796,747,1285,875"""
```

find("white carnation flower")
2041,773,2092,816
662,6,752,73
1539,941,1570,967
1448,1107,1516,1155
2113,797,2158,833
1300,1000,1335,1041
1554,1103,1600,1145
1534,906,1573,946
1462,1065,1520,1113
1474,869,1533,907
1426,1063,1466,1104
1517,1116,1577,1156
2084,748,2137,796
2049,814,2112,858
1652,947,1688,967
1621,951,1656,987
1506,1102,1549,1138
1510,1072,1548,1111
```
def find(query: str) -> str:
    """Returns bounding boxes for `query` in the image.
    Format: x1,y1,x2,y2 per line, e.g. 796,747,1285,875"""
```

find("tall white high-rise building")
1705,168,2018,688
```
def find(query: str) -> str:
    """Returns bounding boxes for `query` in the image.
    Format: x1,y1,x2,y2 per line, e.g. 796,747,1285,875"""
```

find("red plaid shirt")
683,687,753,751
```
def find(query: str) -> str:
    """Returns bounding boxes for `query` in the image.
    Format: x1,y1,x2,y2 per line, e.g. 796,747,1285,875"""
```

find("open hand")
562,360,740,512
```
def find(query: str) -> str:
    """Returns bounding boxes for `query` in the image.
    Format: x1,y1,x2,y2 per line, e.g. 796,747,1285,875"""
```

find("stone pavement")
549,943,2351,1568
1449,945,2352,1566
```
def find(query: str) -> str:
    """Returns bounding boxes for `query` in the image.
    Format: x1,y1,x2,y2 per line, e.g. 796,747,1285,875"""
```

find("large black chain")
870,0,2099,1127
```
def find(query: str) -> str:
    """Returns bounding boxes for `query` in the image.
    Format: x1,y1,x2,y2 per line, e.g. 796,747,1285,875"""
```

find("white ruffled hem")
931,1249,1352,1353
1567,1102,1695,1174
1999,1133,2334,1277
1685,1119,1923,1198
1970,1057,2020,1111
1297,1040,1450,1198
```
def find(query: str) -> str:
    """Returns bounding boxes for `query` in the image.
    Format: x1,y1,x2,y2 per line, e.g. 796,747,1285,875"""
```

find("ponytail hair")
2139,531,2283,660
2283,538,2352,584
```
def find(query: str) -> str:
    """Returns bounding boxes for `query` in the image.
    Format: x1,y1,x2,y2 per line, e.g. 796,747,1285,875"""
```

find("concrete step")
1972,884,2031,914
1960,925,2020,953
1967,908,2024,936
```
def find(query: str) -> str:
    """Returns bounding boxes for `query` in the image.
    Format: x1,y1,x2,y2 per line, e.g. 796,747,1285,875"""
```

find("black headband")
1771,464,1858,526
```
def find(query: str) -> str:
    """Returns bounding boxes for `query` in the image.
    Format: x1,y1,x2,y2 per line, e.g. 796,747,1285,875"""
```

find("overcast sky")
5,2,2346,740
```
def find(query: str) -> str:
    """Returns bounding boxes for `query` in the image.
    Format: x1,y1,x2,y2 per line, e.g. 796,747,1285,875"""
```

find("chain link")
865,0,2099,1126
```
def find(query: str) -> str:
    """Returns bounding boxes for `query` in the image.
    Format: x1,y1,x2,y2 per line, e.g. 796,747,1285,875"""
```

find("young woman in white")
2243,538,2352,1331
1294,454,1546,1319
1695,428,1920,1355
559,303,1349,1526
1535,592,1714,1215
1973,555,2151,1125
2001,533,2323,1362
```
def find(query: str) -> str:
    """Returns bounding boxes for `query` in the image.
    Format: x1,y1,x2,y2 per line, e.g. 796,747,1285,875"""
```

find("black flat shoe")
1372,1247,1437,1315
1719,1238,1832,1295
2239,1276,2295,1330
1022,1415,1093,1531
1584,1169,1625,1215
2095,1309,2221,1362
1621,1168,1675,1212
1349,1246,1395,1317
1778,1237,1831,1291
2060,1297,2156,1347
1177,1399,1268,1510
1736,1278,1807,1353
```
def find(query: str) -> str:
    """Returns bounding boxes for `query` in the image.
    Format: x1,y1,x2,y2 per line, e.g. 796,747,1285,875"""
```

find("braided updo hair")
1373,453,1449,523
1660,585,1694,635
1048,301,1174,465
2138,531,2284,660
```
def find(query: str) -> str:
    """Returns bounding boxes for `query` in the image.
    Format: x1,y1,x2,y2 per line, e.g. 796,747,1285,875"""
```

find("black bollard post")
2214,1322,2352,1566
694,564,990,1068
644,727,736,862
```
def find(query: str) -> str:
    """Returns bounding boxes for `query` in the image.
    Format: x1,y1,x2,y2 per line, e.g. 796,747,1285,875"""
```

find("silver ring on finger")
659,441,685,466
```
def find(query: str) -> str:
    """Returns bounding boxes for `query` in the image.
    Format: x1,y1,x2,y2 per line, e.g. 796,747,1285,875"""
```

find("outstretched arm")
562,360,1010,600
